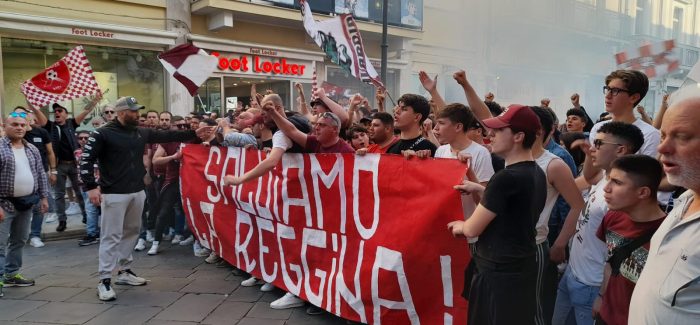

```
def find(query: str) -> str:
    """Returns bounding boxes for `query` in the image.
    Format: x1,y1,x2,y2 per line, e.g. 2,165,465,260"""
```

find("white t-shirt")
534,150,561,244
589,118,660,157
271,130,293,150
13,147,34,197
568,175,609,286
435,142,494,183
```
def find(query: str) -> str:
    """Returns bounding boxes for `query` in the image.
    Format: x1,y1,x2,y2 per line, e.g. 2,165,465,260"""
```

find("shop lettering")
71,27,114,39
250,48,278,56
212,52,306,76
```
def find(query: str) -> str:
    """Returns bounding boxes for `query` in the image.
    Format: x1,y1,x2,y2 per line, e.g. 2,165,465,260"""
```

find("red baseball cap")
481,104,541,134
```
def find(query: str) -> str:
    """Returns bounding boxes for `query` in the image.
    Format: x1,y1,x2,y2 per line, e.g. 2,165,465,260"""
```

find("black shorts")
467,261,537,325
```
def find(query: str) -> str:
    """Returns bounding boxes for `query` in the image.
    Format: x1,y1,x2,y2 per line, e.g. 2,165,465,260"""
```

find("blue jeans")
552,267,599,325
0,208,33,277
81,191,101,237
29,204,43,238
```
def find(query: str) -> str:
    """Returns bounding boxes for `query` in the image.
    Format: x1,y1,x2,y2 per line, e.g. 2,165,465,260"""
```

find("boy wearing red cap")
448,104,547,325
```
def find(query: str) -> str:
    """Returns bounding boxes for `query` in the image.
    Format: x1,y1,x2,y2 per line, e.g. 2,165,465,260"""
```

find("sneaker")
97,279,116,301
241,277,264,287
205,252,222,264
3,274,35,287
179,235,194,246
306,305,325,315
65,202,81,215
260,282,275,292
56,221,67,232
44,213,57,223
171,235,184,245
29,237,45,248
270,292,305,309
162,233,173,242
134,238,146,251
146,230,155,242
114,269,146,286
147,241,160,256
78,235,99,247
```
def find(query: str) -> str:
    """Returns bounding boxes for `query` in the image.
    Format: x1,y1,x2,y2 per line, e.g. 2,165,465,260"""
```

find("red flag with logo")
20,45,101,108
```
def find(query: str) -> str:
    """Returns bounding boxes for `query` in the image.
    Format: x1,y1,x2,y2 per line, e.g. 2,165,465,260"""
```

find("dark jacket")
80,119,197,194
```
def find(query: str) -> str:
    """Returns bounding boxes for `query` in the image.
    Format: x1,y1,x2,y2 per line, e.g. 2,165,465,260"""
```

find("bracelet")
50,171,58,175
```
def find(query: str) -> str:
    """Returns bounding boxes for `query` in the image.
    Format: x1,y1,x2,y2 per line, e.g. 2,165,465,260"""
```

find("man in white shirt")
628,89,700,324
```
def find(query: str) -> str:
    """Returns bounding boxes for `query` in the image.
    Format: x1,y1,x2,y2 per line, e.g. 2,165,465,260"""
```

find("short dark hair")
140,113,148,118
372,112,394,128
159,111,172,118
560,131,588,167
146,110,159,116
77,130,91,136
200,118,217,127
566,108,587,121
437,103,475,133
485,101,503,116
530,106,554,142
397,93,430,124
605,70,649,106
611,155,663,197
346,124,368,139
597,121,644,154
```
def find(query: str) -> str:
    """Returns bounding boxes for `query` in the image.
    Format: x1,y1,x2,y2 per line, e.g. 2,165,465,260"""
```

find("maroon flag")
158,44,218,96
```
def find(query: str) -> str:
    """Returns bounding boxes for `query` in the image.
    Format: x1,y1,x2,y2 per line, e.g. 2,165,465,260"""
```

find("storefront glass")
1,38,165,130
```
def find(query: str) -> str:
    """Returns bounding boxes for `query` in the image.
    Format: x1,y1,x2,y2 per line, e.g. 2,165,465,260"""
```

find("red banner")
180,146,470,324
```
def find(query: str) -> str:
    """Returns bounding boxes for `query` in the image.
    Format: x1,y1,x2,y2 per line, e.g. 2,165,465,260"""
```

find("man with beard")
80,96,213,301
359,112,397,154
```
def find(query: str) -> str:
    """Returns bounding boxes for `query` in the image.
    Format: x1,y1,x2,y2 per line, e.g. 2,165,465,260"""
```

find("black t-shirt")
386,136,437,156
477,161,547,266
491,153,505,173
24,127,52,171
44,118,80,162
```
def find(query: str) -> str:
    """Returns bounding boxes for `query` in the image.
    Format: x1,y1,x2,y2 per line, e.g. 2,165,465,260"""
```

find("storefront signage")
71,27,115,39
249,47,278,56
212,52,307,76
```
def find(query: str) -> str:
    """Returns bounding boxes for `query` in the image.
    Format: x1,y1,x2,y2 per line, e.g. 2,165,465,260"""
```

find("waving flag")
301,0,385,89
20,45,101,108
158,44,218,96
615,39,679,78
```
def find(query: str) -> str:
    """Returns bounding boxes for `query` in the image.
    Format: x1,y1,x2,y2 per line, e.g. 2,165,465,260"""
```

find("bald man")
628,89,700,323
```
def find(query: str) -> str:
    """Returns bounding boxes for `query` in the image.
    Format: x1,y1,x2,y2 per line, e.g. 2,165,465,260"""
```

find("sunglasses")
78,136,90,140
104,110,115,114
175,124,188,129
9,112,27,118
593,139,623,149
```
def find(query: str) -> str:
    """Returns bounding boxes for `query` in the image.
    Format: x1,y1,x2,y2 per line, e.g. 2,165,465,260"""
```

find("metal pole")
380,0,388,84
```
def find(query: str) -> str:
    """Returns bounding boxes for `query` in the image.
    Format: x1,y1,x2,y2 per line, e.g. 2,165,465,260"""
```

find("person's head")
434,103,475,144
484,101,503,116
198,118,217,141
394,94,430,131
590,121,644,170
102,105,116,121
598,111,612,123
139,113,147,125
466,119,487,144
52,103,69,125
359,117,372,129
540,98,551,108
146,110,159,126
77,130,91,148
185,114,192,124
482,104,541,156
210,111,218,119
261,94,285,124
91,116,105,128
604,70,649,115
114,96,145,127
172,115,187,130
484,92,494,102
369,112,394,144
347,125,369,150
13,106,34,126
235,111,255,130
530,106,554,145
658,92,700,191
310,98,330,115
158,111,172,129
560,131,587,168
566,108,587,132
190,114,202,130
4,112,29,140
603,155,663,211
315,111,342,144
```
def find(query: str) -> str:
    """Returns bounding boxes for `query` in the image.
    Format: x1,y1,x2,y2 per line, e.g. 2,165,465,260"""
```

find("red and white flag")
158,44,218,96
615,39,679,78
20,45,101,108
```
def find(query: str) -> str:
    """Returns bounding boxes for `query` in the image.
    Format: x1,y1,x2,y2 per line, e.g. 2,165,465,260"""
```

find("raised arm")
75,94,102,125
653,93,670,129
453,70,493,122
224,147,285,186
28,101,49,127
315,88,350,127
419,71,446,113
548,160,585,263
263,103,308,148
376,88,386,113
347,94,363,125
295,83,313,121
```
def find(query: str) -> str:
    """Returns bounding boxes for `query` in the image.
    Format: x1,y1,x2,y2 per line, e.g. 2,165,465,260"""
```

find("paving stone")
0,284,47,299
84,305,162,325
152,293,225,322
130,276,192,292
179,277,239,294
112,290,183,307
236,318,285,325
146,320,199,325
16,301,112,324
133,267,194,278
225,285,265,302
286,308,349,325
0,299,47,320
245,301,296,320
201,301,253,324
24,287,86,302
64,288,121,305
33,274,83,287
259,290,285,303
186,269,231,280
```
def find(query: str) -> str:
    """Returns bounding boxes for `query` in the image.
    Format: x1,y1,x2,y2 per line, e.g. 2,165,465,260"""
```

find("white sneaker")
270,292,305,309
171,235,183,245
29,237,45,248
97,279,116,301
146,230,155,242
179,235,194,246
44,213,57,223
205,252,222,264
162,233,173,242
65,202,81,215
147,241,160,255
134,238,146,251
260,282,275,292
114,270,147,286
241,277,264,287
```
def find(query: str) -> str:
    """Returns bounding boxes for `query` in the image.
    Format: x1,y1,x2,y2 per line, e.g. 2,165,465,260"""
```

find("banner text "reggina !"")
180,146,471,324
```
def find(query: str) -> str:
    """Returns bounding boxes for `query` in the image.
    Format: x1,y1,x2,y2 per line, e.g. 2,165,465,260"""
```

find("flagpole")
380,0,388,85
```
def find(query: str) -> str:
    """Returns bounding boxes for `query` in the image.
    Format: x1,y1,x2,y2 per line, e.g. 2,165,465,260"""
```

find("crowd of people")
0,67,698,325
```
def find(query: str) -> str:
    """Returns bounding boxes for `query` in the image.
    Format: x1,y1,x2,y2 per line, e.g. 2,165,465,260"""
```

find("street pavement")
0,238,349,325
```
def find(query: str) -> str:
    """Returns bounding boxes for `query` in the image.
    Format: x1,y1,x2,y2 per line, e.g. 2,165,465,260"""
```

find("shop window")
195,77,222,114
1,38,165,130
